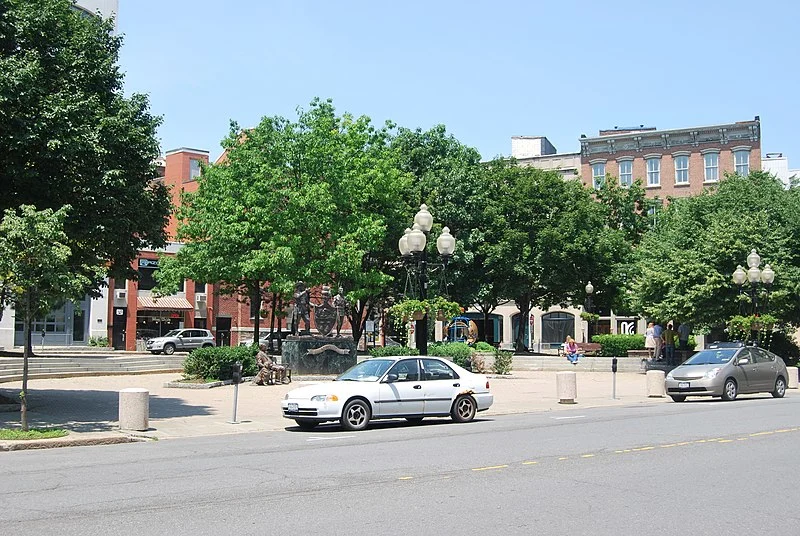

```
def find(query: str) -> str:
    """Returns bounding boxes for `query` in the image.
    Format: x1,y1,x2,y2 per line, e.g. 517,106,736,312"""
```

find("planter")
436,310,447,321
412,310,425,321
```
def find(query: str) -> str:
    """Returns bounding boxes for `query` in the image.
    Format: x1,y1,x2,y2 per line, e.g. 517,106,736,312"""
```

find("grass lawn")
0,429,69,441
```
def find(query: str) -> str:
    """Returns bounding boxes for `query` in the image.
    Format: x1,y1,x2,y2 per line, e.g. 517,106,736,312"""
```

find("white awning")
137,296,193,310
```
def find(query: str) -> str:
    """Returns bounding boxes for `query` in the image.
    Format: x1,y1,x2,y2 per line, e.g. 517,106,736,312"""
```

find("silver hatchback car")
146,328,215,355
665,342,789,402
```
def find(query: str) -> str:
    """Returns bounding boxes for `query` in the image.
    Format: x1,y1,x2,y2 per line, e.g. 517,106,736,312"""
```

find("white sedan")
281,356,494,431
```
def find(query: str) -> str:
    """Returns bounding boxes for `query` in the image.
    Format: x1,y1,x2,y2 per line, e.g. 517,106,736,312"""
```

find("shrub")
183,346,257,381
591,334,645,357
368,346,419,358
428,342,474,368
761,331,800,365
492,349,513,375
88,336,110,347
474,341,494,352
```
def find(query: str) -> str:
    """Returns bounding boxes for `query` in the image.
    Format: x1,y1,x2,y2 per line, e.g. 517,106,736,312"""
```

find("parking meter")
611,357,618,399
231,361,242,384
229,361,243,424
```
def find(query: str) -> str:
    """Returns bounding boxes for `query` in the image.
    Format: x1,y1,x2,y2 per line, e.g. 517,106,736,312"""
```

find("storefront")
13,297,91,347
135,296,193,341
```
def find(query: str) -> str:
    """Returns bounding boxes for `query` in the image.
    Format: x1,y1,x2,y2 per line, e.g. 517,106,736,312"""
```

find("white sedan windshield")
683,349,736,365
337,359,394,382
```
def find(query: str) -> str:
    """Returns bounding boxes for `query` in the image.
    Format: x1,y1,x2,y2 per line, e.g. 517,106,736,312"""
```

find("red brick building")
579,117,761,198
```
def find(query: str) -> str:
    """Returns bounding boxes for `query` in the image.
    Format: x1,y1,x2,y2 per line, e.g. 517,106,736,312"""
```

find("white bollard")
119,388,150,431
787,367,799,389
646,370,666,397
556,371,577,404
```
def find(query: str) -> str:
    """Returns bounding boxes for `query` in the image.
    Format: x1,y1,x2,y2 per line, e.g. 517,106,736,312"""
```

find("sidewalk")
0,370,677,450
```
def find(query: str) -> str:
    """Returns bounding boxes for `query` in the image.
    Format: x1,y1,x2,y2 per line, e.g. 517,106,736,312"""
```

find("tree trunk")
251,282,261,345
513,294,532,352
21,293,31,431
482,310,490,343
268,291,277,353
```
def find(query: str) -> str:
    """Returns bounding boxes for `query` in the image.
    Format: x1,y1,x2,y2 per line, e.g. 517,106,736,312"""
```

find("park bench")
256,365,292,385
558,342,602,357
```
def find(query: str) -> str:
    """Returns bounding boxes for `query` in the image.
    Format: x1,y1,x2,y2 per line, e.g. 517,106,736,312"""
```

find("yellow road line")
522,461,538,465
660,443,677,448
581,454,595,458
472,465,508,472
398,476,413,480
632,446,655,451
558,457,569,460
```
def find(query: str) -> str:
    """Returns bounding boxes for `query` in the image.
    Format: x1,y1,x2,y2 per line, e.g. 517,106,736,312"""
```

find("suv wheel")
163,343,176,355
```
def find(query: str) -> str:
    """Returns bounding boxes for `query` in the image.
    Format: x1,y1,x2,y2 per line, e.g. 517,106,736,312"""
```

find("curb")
0,434,143,452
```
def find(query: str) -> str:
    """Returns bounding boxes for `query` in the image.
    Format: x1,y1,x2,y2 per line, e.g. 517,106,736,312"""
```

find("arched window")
541,312,575,344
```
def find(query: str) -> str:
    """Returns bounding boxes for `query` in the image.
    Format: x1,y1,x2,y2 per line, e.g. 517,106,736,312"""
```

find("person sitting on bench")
254,343,286,384
564,336,583,365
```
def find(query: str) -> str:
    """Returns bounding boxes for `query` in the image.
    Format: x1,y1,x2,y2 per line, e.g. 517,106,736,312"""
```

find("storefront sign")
138,258,159,269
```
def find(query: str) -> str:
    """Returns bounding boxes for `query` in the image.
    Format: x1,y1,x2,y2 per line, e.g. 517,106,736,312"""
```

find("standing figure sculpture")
291,281,311,335
333,286,348,337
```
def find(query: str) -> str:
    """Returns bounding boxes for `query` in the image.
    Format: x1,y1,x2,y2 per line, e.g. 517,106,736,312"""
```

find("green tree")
627,171,800,330
157,99,412,345
0,205,100,430
0,0,170,299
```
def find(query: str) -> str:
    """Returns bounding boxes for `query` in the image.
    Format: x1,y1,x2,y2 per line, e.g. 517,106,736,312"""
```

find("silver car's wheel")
721,378,738,401
341,399,371,431
772,377,786,398
451,395,477,423
163,343,175,355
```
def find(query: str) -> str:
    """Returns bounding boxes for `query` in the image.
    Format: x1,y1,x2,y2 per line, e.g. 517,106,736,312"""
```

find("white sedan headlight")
311,394,339,402
703,367,722,379
666,371,674,380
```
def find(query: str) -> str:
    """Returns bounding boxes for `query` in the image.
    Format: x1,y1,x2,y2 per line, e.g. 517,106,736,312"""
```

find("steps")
512,355,645,373
0,355,185,383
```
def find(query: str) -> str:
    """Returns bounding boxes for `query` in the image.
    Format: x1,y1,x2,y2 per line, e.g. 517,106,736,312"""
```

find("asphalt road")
2,394,799,536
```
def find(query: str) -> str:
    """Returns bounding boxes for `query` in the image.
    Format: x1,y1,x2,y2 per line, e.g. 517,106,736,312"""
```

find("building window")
189,159,201,180
194,281,206,294
734,150,750,176
704,152,719,182
646,158,660,186
592,163,605,188
618,161,632,187
674,156,689,184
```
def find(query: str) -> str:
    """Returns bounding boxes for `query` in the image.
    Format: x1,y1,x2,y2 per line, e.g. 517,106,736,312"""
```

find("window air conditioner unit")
114,289,127,300
195,294,207,303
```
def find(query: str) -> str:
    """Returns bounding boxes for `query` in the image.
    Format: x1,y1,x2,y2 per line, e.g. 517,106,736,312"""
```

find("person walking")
677,322,691,351
662,323,678,366
653,322,664,361
645,322,656,360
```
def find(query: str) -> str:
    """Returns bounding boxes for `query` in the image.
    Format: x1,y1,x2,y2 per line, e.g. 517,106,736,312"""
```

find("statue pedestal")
281,336,357,375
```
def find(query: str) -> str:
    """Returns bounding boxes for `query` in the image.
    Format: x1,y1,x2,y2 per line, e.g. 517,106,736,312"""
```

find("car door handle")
453,383,460,387
413,385,422,389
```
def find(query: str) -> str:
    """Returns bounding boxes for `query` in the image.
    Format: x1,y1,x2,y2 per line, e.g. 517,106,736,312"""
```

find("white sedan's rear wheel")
451,395,477,423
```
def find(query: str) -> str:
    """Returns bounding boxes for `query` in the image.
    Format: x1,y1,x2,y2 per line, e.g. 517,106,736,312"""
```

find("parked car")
238,331,293,347
665,342,789,402
281,356,493,431
146,328,215,355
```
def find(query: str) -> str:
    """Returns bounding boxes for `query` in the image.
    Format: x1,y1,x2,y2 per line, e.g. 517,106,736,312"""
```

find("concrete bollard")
787,367,799,389
119,388,150,431
556,371,577,404
646,370,666,397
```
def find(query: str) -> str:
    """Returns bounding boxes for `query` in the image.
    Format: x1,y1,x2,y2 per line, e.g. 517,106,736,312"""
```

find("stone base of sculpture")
281,335,357,375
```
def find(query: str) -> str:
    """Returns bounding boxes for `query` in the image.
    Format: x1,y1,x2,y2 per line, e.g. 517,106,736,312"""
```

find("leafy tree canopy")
627,171,800,331
0,0,170,293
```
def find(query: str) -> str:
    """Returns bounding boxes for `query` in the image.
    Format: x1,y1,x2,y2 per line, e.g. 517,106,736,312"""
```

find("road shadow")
284,416,492,433
0,387,213,433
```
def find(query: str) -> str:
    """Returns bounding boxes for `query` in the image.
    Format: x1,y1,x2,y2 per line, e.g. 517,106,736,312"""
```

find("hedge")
368,346,419,358
591,334,645,357
428,342,474,368
183,346,258,381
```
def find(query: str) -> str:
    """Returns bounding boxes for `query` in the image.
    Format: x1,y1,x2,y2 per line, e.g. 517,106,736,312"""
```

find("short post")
787,366,799,390
229,361,242,424
646,370,666,397
119,388,149,431
611,357,618,399
40,330,45,351
556,371,577,404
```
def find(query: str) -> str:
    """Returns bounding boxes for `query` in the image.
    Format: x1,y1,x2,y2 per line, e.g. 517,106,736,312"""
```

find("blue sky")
118,0,799,164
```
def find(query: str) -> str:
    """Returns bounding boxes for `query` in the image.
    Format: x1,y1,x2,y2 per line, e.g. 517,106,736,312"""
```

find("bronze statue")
333,286,348,337
291,281,311,335
313,285,337,337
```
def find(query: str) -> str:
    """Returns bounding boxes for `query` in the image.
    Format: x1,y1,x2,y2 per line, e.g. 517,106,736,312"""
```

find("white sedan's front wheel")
340,399,371,431
451,395,477,423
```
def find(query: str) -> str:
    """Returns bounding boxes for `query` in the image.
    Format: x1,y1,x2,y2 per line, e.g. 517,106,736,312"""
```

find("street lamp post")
732,249,776,342
584,281,594,342
398,204,455,356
